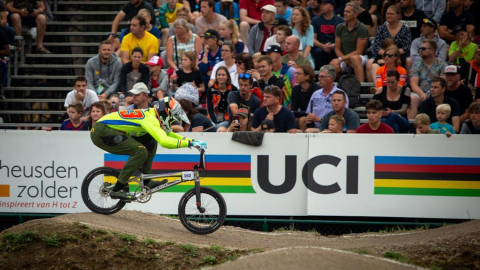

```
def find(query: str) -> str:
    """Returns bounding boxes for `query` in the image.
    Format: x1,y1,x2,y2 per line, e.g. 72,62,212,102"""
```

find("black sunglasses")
384,53,395,58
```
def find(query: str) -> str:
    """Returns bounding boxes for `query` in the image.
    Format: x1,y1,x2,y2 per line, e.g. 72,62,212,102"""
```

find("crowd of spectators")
51,0,480,134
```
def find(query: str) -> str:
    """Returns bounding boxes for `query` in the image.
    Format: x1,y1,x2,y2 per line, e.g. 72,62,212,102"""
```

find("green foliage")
384,251,409,263
202,255,217,265
143,238,158,246
180,244,198,257
73,222,90,230
118,234,137,244
1,231,39,251
210,244,227,255
227,252,240,261
95,229,108,235
43,234,62,247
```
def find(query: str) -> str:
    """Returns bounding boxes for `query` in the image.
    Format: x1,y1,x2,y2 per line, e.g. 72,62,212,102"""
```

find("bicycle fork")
194,178,205,213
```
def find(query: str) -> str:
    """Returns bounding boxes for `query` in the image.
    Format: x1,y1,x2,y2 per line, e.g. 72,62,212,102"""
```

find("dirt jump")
1,210,479,270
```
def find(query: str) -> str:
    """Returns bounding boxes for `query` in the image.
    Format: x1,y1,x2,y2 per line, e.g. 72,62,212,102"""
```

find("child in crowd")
460,102,480,134
415,113,441,134
61,102,85,130
356,100,394,133
322,115,345,133
430,104,455,136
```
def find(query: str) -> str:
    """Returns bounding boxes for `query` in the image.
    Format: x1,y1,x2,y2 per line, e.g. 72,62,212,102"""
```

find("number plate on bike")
182,171,196,180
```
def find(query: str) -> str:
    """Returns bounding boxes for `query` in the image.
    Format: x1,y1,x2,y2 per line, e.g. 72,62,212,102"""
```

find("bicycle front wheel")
81,167,126,215
178,187,227,234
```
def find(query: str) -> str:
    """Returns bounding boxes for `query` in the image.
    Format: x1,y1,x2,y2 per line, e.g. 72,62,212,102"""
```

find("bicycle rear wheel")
81,167,126,215
178,187,227,235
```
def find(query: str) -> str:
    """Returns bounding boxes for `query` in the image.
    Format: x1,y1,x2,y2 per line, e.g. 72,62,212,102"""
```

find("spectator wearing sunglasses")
228,73,261,121
375,45,407,90
408,18,447,71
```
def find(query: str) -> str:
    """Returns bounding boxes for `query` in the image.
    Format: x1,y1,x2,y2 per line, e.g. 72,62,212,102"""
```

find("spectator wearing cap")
126,82,150,109
290,7,315,67
215,0,240,25
85,40,122,107
291,64,321,131
265,44,296,107
415,0,445,24
282,36,312,67
398,0,427,41
255,55,285,91
120,15,159,64
460,45,480,101
311,0,344,70
306,0,322,20
439,0,475,44
260,119,275,132
195,0,227,37
251,85,296,133
239,0,274,45
146,56,169,100
419,76,461,133
330,2,369,82
247,4,278,55
448,24,477,66
408,18,447,71
304,65,349,133
409,39,447,119
223,107,252,132
199,29,223,89
228,72,261,120
444,65,474,124
176,84,216,132
274,0,293,24
120,47,151,107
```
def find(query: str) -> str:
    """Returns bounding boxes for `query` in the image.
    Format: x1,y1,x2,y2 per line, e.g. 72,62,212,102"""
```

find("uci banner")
0,131,479,219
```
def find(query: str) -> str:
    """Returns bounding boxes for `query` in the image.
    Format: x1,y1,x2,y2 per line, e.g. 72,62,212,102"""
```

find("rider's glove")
192,141,207,150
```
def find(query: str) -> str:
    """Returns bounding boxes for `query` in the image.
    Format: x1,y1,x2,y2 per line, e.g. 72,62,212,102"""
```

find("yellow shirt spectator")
121,31,159,63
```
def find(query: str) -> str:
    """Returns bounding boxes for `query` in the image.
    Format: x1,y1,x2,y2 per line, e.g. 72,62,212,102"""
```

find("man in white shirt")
64,76,99,121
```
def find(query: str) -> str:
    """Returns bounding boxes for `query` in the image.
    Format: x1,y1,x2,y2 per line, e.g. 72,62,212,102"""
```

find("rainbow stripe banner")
104,154,255,193
374,156,480,197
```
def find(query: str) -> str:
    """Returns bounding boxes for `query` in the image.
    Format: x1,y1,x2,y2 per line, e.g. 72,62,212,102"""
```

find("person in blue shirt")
215,0,240,25
198,29,223,90
430,104,455,135
274,0,293,24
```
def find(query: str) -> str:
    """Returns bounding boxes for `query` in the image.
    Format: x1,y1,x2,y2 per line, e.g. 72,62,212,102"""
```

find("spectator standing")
228,73,261,119
206,66,239,128
330,2,369,82
460,45,480,101
374,45,407,89
158,0,184,47
85,40,122,107
439,0,475,44
291,64,320,131
408,18,447,71
146,56,169,100
448,25,477,66
215,0,240,24
165,18,202,71
247,5,278,54
239,0,274,46
415,0,445,23
444,65,474,124
304,65,349,132
367,5,411,83
168,7,196,36
282,36,312,67
290,7,315,67
251,85,296,132
219,20,248,54
398,0,426,41
373,70,411,133
409,40,447,119
419,77,461,133
80,102,107,131
119,47,150,107
311,0,344,70
198,29,223,89
356,100,395,133
64,76,99,119
320,90,360,133
274,0,293,24
61,102,85,131
0,1,15,44
120,15,158,64
6,0,50,53
195,0,227,37
209,43,237,87
460,102,480,134
107,0,156,52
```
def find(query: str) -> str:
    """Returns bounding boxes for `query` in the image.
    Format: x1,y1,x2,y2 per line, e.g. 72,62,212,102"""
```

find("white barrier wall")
0,130,479,219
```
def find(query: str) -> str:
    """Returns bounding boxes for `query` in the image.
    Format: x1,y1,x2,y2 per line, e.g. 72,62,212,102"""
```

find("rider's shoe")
110,190,136,201
146,179,168,189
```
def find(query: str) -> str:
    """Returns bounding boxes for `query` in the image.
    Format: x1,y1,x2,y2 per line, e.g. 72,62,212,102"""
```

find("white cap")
128,82,149,94
261,4,277,14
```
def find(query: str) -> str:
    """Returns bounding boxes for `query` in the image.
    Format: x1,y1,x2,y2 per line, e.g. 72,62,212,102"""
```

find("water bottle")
119,92,125,110
111,100,117,112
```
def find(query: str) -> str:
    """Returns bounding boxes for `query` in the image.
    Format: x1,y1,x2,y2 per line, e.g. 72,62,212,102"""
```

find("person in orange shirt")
375,45,407,90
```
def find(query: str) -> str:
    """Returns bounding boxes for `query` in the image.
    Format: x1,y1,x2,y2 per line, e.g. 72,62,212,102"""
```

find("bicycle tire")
178,187,227,235
81,167,126,215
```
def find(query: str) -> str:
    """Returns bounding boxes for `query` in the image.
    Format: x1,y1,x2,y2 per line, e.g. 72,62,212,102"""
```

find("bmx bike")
81,147,227,235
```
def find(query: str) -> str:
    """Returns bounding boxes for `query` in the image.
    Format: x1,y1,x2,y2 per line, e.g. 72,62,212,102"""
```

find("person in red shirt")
239,0,274,46
356,100,395,133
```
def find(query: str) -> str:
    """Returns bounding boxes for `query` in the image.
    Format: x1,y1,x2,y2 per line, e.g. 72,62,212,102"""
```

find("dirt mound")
1,211,479,270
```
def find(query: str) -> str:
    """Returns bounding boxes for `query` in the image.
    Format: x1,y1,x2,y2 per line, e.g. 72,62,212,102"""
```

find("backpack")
337,73,361,109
